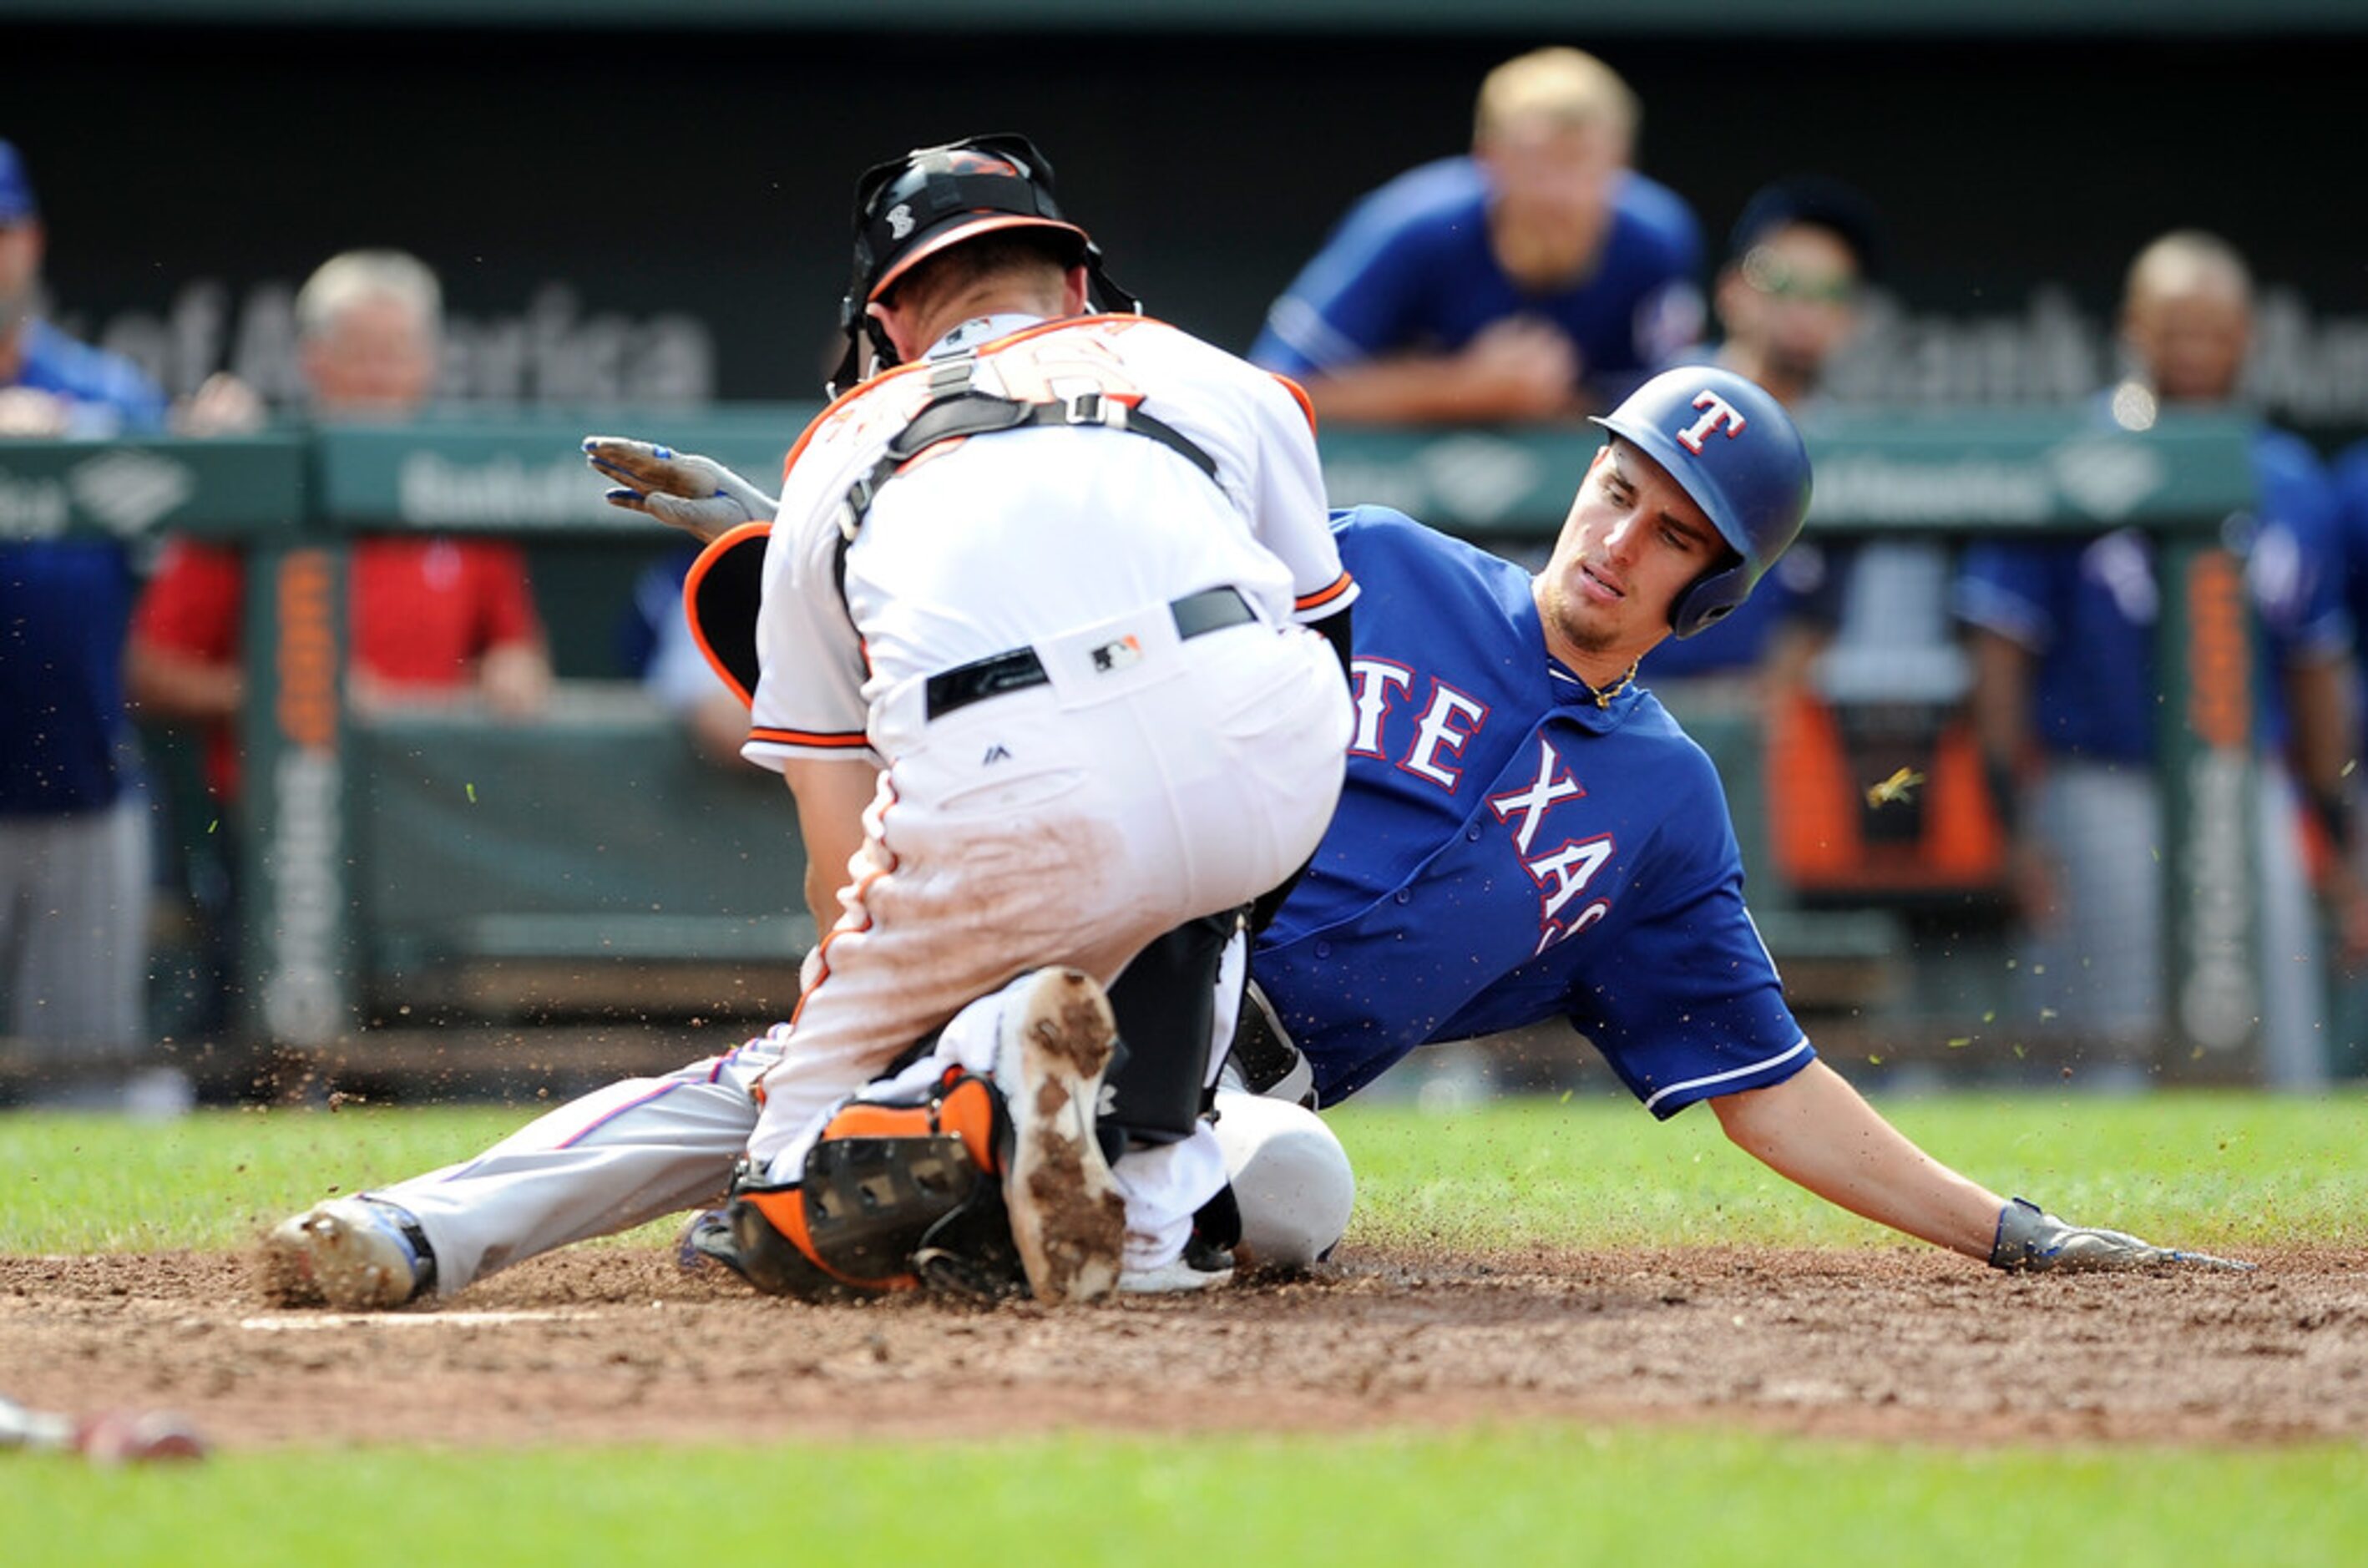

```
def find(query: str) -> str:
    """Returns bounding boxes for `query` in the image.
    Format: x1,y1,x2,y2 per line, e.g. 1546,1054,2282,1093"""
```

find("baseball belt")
921,584,1256,721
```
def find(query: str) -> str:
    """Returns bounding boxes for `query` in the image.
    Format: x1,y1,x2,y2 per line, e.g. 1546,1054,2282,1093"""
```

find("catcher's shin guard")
724,1073,1024,1300
1101,908,1239,1146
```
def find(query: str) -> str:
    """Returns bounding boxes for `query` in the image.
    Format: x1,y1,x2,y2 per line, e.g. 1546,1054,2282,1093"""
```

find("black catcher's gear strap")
687,346,1251,708
829,376,1221,600
1228,979,1318,1109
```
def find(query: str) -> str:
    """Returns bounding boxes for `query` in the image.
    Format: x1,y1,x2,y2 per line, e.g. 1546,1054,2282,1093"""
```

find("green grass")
1335,1086,2368,1252
3,1088,2361,1253
4,1091,2363,1565
0,1105,531,1254
6,1426,2365,1567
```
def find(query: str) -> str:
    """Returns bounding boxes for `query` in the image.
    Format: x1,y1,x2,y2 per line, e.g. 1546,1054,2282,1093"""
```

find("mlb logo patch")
1090,635,1145,674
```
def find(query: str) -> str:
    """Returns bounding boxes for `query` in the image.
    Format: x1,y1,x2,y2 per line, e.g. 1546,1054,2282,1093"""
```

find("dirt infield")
3,1244,2362,1451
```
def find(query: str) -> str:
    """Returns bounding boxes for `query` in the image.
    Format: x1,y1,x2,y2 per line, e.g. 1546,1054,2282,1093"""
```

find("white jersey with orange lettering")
736,309,1356,1275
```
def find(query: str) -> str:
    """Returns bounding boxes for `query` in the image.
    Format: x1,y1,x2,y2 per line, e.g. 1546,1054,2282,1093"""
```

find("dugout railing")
0,407,2263,1088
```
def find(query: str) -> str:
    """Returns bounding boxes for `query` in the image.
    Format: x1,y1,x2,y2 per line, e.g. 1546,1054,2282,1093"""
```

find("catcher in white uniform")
262,134,1356,1308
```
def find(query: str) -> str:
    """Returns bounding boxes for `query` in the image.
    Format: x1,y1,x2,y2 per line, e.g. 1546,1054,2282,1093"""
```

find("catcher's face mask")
827,133,1137,396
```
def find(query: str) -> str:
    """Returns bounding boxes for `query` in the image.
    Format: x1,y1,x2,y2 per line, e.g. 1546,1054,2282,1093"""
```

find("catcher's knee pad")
1103,908,1238,1146
726,1073,1023,1299
1209,1089,1354,1268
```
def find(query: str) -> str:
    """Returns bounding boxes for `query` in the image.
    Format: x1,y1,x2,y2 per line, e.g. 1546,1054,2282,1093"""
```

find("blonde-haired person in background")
1250,46,1702,422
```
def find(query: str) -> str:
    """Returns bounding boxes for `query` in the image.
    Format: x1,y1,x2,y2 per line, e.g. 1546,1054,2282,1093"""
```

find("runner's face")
1536,439,1723,661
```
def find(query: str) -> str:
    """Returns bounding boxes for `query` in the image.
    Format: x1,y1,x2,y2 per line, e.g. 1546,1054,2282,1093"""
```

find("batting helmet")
1589,366,1813,638
828,133,1137,395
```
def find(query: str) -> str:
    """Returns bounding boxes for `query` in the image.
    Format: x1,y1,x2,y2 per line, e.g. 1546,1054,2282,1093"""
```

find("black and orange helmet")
829,134,1137,393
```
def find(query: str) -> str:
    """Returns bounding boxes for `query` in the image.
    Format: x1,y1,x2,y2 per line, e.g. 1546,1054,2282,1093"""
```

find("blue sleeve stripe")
1641,1036,1812,1115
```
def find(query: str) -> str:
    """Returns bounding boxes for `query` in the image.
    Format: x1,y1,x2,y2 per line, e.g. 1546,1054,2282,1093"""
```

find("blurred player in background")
1959,230,2363,1088
127,248,551,802
2322,441,2368,1076
0,139,166,1103
1644,176,1882,688
621,547,754,770
1250,46,1701,422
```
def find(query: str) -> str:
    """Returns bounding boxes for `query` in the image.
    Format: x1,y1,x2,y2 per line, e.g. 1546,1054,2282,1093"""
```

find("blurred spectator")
0,139,168,1104
1249,46,1700,422
2324,443,2368,1075
128,249,552,805
1957,230,2360,1087
1647,177,1882,685
1650,180,1996,910
623,546,749,770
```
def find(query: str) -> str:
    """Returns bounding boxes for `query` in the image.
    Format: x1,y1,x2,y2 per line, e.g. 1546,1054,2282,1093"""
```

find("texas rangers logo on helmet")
1676,390,1747,455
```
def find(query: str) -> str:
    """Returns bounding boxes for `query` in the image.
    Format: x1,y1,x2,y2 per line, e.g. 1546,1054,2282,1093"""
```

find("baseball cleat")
996,968,1127,1307
258,1196,435,1310
675,1207,754,1283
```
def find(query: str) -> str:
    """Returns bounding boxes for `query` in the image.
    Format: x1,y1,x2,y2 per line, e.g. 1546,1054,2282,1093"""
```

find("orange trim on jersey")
1295,570,1356,615
682,520,771,707
1269,372,1318,436
778,362,934,487
983,311,1161,350
780,312,1183,484
746,726,872,751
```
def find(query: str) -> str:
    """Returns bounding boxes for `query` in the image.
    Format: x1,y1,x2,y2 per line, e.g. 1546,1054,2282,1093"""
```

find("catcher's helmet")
829,133,1136,394
1589,366,1813,638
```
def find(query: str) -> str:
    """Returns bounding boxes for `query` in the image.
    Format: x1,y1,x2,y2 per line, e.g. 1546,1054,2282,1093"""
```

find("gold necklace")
1586,659,1641,710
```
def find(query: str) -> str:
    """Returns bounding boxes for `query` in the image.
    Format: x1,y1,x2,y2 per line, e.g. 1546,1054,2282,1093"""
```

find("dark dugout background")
10,21,2368,429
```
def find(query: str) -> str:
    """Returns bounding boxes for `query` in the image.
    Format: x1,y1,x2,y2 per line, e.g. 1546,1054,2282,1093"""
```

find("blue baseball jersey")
1250,506,1811,1117
1249,157,1703,404
0,320,167,817
5,319,168,437
2332,441,2368,747
1953,426,2345,764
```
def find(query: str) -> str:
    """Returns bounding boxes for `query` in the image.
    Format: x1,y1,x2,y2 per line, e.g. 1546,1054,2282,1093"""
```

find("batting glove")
582,436,778,544
1988,1196,2254,1272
